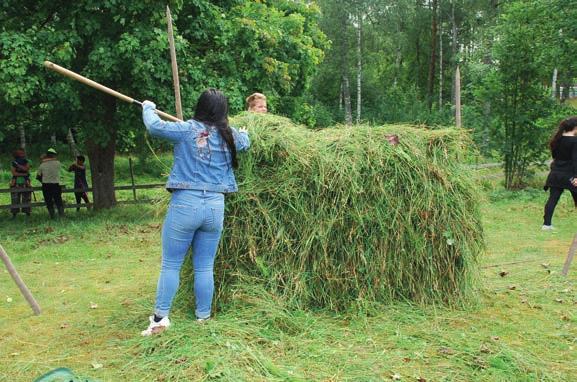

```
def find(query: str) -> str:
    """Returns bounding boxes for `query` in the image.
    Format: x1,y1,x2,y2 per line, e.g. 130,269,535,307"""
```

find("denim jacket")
143,104,250,193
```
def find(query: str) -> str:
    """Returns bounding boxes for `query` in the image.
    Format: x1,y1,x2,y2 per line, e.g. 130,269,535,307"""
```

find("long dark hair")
550,116,577,152
193,89,238,168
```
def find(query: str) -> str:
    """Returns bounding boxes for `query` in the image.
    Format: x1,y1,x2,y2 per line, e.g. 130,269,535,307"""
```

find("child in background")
246,92,268,113
68,155,90,211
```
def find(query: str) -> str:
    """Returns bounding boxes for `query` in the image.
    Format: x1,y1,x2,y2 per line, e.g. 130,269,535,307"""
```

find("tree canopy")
2,0,577,194
1,0,328,208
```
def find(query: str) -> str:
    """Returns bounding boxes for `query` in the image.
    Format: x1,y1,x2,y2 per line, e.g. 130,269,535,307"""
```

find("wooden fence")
0,183,165,210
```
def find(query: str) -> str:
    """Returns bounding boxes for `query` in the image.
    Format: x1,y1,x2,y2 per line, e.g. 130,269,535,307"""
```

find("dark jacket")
544,136,577,190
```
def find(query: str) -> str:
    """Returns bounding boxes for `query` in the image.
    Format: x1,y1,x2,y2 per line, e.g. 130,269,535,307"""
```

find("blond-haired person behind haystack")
246,92,267,113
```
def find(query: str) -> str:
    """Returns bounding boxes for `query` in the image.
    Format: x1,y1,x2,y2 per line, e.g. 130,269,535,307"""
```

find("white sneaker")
541,225,554,231
196,317,210,323
141,315,170,336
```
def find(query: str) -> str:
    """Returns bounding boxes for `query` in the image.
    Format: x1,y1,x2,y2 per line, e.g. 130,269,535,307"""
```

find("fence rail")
1,183,165,210
0,183,165,194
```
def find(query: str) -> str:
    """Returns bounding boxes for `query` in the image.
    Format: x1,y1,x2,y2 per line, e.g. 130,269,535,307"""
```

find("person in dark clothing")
37,148,64,219
9,149,32,218
543,116,577,230
68,155,90,211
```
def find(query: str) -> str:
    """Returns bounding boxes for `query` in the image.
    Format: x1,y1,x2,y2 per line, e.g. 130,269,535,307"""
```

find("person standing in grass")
68,155,90,211
140,89,250,336
36,148,64,219
246,92,268,113
9,149,32,219
543,116,577,230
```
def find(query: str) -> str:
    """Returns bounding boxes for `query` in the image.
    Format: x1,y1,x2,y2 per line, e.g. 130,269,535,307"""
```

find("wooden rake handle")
44,61,182,122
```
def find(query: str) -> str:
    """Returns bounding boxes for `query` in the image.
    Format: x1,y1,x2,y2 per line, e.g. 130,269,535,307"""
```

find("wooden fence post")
129,157,137,201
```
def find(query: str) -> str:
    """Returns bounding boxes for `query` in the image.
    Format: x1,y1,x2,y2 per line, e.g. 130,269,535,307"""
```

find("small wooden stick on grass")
0,244,41,315
562,233,577,276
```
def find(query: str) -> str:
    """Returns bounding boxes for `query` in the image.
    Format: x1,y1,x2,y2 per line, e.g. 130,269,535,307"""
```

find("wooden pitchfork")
43,61,182,122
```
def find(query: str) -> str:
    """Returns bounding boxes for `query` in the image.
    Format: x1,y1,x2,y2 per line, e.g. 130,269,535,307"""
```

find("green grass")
1,174,576,381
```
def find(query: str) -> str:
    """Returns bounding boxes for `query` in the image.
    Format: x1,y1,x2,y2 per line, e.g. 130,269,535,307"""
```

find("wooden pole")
0,245,41,315
129,157,137,201
455,65,462,128
562,233,577,276
166,6,183,120
44,61,181,122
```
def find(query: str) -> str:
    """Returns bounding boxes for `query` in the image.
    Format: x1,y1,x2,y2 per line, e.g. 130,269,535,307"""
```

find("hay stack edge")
179,113,484,311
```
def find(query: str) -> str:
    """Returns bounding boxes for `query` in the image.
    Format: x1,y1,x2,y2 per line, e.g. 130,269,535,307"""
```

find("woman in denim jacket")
140,89,250,336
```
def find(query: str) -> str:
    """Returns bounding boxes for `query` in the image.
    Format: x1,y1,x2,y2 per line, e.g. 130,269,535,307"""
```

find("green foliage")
472,0,577,188
312,0,499,125
0,0,327,208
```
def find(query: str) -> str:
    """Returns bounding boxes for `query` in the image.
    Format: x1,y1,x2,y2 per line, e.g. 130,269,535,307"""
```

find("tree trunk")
427,0,439,110
343,76,353,125
450,0,457,102
339,81,343,111
356,11,362,124
439,11,443,109
67,128,80,158
561,80,570,101
394,29,402,87
50,133,57,147
483,101,491,155
338,5,351,125
455,65,461,128
86,97,117,210
551,68,558,99
415,0,422,86
18,124,26,151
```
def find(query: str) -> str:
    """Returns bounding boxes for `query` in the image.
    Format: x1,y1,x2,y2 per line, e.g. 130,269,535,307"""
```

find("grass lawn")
1,178,576,381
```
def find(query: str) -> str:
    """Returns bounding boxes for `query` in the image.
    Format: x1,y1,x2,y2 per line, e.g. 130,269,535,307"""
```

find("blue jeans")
154,189,225,319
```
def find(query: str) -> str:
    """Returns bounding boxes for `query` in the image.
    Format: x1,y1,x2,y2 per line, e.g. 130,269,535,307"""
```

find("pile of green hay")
177,113,484,311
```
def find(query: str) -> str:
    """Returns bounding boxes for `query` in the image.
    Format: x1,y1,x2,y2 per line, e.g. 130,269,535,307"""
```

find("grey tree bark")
67,128,80,158
18,124,26,150
450,0,458,102
439,9,443,109
427,0,439,110
455,65,462,128
356,11,362,124
343,76,353,125
551,68,558,99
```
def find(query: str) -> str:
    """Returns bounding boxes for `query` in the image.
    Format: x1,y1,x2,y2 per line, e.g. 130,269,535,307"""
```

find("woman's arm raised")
142,100,192,142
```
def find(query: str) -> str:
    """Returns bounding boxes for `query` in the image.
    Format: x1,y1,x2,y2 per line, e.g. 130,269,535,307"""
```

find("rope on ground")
481,258,550,269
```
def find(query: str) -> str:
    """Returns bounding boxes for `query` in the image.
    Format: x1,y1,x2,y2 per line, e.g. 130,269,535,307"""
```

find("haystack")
177,113,483,311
